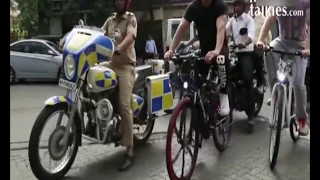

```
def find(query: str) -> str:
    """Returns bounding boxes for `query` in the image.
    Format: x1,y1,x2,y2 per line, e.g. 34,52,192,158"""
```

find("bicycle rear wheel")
269,88,284,170
166,98,200,180
289,92,300,142
212,93,233,152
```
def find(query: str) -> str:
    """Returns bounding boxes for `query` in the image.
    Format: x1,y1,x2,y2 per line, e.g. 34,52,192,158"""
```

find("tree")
16,0,39,37
38,0,53,34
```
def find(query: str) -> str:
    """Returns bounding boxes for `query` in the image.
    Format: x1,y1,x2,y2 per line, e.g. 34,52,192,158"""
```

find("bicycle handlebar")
264,46,309,57
171,53,204,62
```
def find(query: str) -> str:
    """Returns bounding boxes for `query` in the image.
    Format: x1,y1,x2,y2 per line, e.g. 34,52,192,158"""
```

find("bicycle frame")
269,57,295,129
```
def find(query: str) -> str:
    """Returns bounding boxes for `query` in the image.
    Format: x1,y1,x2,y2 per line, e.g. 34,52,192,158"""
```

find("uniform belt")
130,63,136,67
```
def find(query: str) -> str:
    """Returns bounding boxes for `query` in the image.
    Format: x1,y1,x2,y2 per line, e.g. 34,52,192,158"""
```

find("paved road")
10,83,173,145
10,83,309,180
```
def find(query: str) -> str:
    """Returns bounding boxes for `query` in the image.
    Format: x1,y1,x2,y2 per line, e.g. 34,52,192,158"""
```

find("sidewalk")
10,118,309,180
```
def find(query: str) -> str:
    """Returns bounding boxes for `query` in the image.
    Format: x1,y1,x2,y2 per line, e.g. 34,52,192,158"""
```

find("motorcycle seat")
134,65,153,75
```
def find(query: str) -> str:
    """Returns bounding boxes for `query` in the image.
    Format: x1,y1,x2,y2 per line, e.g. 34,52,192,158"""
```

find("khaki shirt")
253,15,272,45
102,11,137,66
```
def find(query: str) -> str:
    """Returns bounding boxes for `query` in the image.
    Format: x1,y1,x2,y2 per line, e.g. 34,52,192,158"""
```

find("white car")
10,39,63,83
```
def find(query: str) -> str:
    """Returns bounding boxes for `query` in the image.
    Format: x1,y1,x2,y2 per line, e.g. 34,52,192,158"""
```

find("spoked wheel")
10,67,16,84
246,78,264,117
166,98,199,180
28,103,81,180
133,112,155,145
212,93,233,152
289,94,300,142
269,89,284,170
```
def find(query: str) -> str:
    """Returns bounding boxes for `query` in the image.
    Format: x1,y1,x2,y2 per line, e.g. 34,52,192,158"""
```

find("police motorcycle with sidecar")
228,28,264,117
28,23,174,180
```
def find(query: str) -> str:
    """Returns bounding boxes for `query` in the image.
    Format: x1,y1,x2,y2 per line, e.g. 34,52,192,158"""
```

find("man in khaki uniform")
100,0,137,171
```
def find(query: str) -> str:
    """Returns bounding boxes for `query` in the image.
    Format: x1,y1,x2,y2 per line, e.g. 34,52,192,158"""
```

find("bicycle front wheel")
269,88,284,170
166,97,200,180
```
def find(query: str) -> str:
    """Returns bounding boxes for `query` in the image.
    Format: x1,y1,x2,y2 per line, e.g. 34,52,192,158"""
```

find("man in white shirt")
226,0,256,132
145,35,157,60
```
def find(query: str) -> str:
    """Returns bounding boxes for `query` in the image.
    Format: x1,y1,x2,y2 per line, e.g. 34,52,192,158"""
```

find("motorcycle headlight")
64,54,75,80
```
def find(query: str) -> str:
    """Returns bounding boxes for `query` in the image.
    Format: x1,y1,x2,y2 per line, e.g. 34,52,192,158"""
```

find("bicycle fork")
270,83,287,129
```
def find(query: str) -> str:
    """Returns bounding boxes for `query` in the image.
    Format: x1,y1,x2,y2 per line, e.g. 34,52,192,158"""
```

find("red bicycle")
166,52,233,180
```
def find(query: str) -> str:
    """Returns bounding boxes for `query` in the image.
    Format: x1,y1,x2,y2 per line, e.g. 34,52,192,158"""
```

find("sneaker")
298,118,309,136
219,93,230,116
257,85,264,94
266,98,271,106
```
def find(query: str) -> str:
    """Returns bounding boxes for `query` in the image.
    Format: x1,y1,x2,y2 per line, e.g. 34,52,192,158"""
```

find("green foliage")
16,0,39,37
38,0,53,34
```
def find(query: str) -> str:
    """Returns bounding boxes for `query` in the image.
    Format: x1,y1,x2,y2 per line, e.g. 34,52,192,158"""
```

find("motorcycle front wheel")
28,103,81,180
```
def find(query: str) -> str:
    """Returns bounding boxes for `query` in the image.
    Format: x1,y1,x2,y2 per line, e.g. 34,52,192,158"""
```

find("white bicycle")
264,46,309,170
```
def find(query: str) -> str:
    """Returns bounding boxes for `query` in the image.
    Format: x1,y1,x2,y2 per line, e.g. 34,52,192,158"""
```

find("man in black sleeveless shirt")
164,0,230,121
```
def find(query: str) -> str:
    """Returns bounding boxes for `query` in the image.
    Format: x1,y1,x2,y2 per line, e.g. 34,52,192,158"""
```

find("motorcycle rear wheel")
28,103,80,180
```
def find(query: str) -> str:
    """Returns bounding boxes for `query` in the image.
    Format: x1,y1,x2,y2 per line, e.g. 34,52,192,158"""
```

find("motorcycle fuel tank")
86,66,118,93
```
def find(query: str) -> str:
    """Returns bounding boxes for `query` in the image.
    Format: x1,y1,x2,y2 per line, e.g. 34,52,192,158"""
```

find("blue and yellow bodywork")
51,26,172,117
146,74,174,114
132,94,145,117
44,96,72,105
62,27,115,82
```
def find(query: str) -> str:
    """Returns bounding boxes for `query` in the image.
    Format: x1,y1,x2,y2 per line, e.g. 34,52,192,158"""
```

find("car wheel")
10,67,16,84
56,67,62,81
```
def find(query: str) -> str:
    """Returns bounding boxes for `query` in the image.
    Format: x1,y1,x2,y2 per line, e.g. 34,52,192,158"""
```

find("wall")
50,16,62,35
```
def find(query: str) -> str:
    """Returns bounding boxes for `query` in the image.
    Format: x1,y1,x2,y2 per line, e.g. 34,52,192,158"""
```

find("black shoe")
118,153,134,172
247,118,255,133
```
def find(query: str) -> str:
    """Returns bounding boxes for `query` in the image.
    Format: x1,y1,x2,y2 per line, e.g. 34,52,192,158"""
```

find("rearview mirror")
79,19,84,25
48,50,55,56
239,28,248,35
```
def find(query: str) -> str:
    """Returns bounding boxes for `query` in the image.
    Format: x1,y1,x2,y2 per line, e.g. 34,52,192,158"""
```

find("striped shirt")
277,0,310,41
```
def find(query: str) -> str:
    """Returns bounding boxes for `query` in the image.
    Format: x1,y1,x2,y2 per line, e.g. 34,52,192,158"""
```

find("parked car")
32,35,62,45
10,39,63,83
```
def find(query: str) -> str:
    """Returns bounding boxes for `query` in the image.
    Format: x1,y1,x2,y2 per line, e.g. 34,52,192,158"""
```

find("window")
171,23,190,41
45,41,60,53
30,42,51,55
10,42,31,53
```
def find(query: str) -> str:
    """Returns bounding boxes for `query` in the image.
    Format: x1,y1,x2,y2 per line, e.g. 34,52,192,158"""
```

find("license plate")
59,79,76,90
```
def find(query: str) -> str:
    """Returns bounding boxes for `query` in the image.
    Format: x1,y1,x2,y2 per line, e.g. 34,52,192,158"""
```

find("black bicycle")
166,51,233,180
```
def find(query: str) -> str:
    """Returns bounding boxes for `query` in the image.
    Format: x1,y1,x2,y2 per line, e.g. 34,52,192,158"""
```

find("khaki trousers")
100,62,135,146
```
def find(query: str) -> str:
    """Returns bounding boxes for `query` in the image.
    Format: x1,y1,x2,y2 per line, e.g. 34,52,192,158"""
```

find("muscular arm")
170,18,191,52
215,15,228,53
171,2,194,52
226,18,232,41
118,15,137,51
306,8,310,49
185,36,198,47
258,8,276,43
